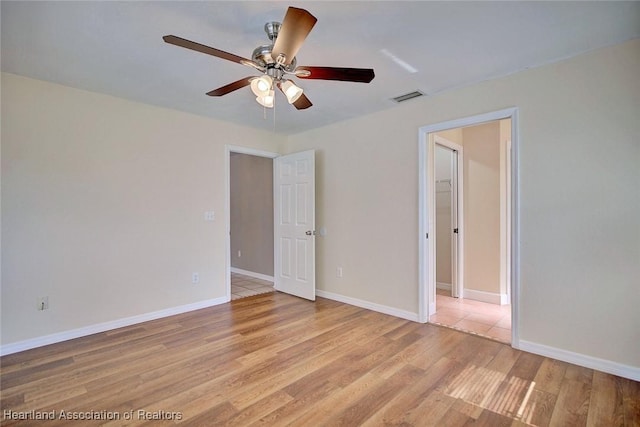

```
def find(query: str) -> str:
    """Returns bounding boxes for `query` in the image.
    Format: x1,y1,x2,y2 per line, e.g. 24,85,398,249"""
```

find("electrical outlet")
37,296,49,311
337,267,343,278
204,211,215,221
192,272,200,284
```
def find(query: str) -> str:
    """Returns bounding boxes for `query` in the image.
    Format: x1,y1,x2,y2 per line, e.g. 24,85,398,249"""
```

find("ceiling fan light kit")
163,6,375,113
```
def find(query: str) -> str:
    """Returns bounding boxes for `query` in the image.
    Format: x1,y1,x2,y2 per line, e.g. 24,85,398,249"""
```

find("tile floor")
429,288,511,344
231,272,274,300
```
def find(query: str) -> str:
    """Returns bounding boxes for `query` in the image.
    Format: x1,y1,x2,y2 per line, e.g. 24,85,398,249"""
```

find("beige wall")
436,128,463,145
230,153,274,276
462,121,501,294
283,39,640,368
1,73,279,345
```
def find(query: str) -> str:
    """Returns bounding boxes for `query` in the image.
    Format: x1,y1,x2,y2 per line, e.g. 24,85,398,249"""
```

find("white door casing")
274,150,316,301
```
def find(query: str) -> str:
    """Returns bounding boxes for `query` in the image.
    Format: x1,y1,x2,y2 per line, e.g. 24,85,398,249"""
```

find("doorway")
225,146,317,302
226,146,279,300
418,108,519,347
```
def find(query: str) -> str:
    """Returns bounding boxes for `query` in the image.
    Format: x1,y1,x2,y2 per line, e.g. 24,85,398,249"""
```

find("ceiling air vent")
392,90,424,103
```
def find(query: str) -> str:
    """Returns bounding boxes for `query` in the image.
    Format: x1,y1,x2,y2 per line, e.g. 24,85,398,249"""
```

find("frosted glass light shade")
281,80,303,104
250,75,273,97
256,89,275,108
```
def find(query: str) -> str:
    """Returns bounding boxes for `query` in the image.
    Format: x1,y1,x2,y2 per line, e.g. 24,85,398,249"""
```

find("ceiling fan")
163,6,375,110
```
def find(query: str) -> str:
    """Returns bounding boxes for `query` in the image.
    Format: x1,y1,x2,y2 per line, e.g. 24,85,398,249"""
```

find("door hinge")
453,228,459,234
426,233,429,239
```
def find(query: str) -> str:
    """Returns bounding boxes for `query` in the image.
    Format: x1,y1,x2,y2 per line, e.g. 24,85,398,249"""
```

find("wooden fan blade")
295,66,375,83
272,7,317,66
292,93,313,110
163,35,262,70
206,77,254,96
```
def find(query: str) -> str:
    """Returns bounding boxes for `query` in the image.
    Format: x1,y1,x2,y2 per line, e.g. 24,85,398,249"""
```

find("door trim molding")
418,107,520,349
225,145,279,302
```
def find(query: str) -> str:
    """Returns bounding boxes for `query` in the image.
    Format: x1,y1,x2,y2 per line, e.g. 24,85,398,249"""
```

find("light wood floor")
1,292,638,426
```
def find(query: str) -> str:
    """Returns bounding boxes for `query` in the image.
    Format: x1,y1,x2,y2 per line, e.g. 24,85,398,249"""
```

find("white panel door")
274,150,315,300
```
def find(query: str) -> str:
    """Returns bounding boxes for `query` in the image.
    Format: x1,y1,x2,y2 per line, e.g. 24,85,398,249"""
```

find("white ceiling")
2,1,639,135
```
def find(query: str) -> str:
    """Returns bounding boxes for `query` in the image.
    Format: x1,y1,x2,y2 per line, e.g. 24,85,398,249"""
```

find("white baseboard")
462,288,509,306
0,296,229,356
500,293,510,305
436,282,451,291
429,301,436,319
315,290,419,322
519,340,640,382
231,267,274,282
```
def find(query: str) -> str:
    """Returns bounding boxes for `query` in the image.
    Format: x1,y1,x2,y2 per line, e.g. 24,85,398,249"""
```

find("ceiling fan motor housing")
251,22,297,74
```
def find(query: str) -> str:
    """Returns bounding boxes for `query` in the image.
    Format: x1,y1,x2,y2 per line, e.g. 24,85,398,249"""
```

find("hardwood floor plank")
2,292,639,427
2,344,167,409
523,389,557,426
332,365,427,426
225,390,294,426
176,401,237,427
236,314,365,368
472,408,517,426
252,381,340,426
586,370,625,427
329,333,423,388
435,406,475,426
361,357,459,426
486,345,521,374
408,326,468,370
400,390,456,426
370,326,444,379
622,377,640,426
549,378,592,426
286,372,388,425
532,357,568,395
0,357,74,389
508,351,545,382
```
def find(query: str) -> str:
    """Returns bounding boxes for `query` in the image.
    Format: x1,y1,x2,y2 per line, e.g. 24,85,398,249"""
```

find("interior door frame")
225,145,279,301
418,107,520,348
